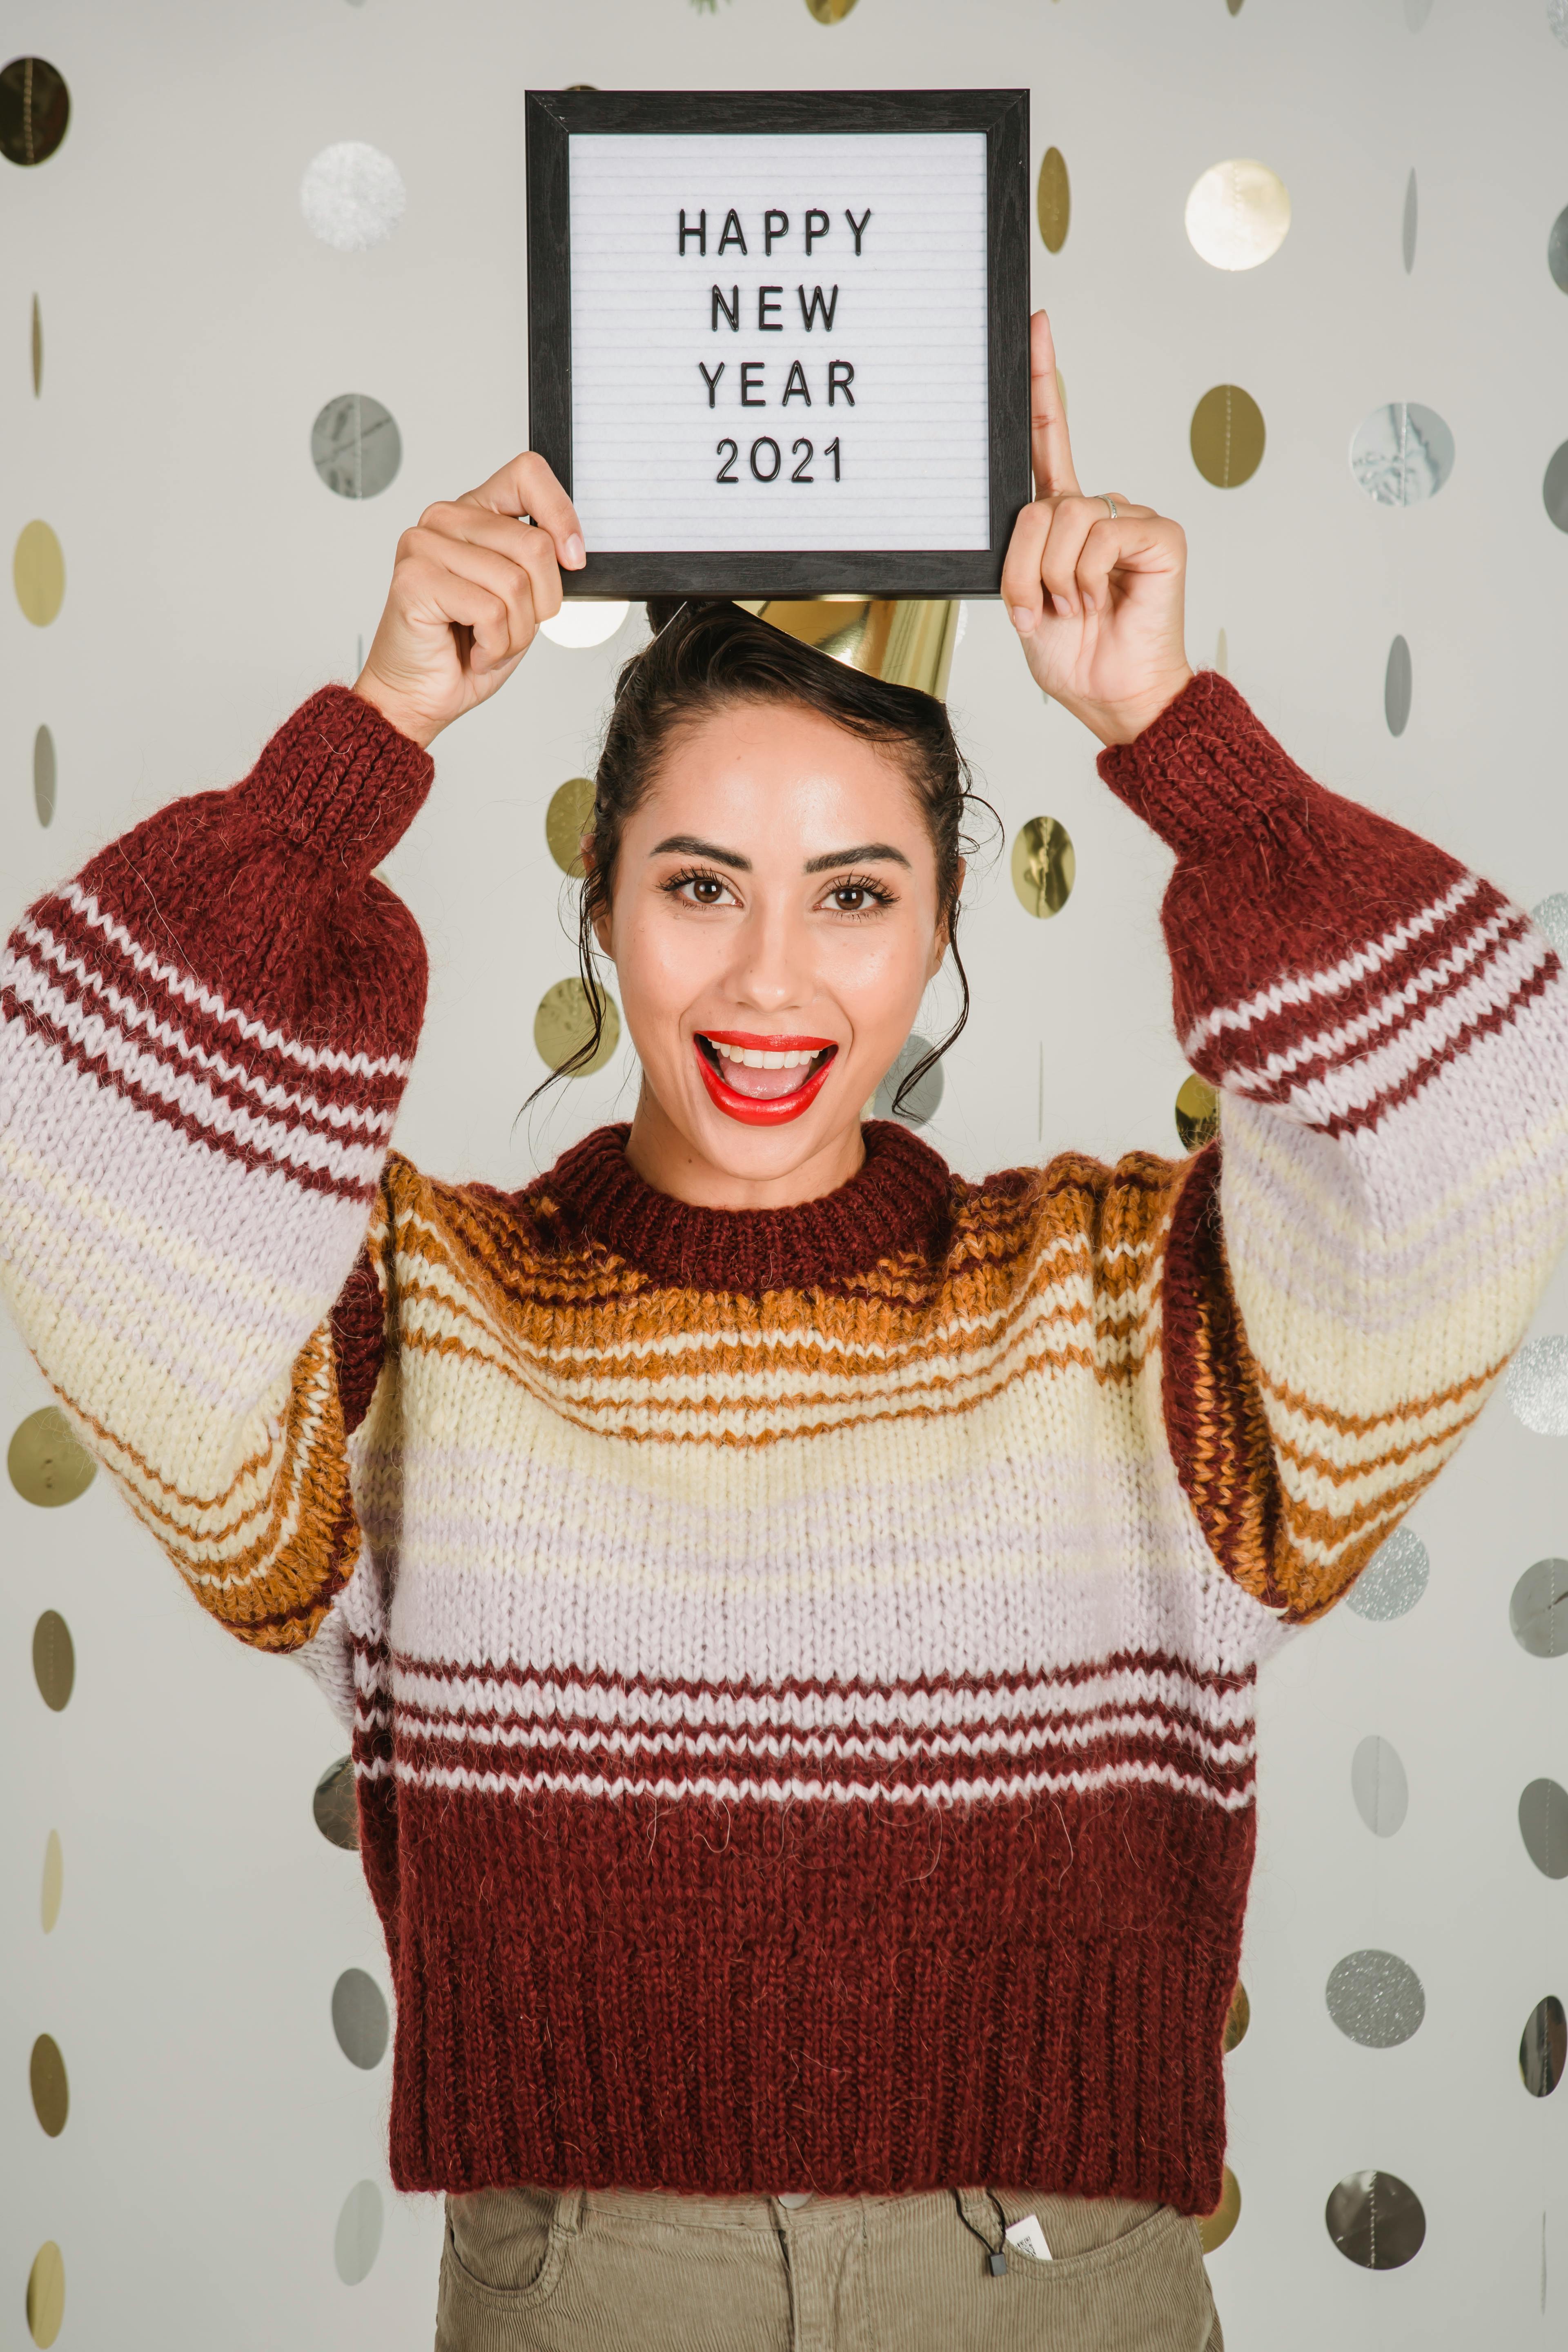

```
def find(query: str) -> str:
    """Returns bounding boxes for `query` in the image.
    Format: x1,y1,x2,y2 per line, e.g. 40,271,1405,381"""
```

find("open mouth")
693,1031,839,1125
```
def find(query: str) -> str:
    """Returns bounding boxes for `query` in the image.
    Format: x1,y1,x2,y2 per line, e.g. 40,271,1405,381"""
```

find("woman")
4,313,1567,2352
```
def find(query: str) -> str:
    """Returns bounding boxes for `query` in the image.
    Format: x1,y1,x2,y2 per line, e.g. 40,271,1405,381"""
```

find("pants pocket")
997,2205,1218,2352
436,2187,575,2347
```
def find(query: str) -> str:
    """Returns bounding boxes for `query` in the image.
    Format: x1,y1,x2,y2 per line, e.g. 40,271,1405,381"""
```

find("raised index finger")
1029,311,1080,500
458,452,586,568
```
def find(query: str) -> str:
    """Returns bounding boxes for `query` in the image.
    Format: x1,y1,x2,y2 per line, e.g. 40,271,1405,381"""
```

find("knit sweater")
4,673,1568,2216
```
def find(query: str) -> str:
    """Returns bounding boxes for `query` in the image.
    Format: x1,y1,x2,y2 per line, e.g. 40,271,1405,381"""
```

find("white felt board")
567,131,990,554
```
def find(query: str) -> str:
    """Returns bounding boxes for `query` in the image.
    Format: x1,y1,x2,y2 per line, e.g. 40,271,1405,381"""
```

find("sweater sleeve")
0,685,433,1652
1100,670,1568,1624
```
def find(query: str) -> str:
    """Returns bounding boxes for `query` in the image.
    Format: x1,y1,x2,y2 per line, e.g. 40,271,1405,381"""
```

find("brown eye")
688,876,726,903
831,886,869,912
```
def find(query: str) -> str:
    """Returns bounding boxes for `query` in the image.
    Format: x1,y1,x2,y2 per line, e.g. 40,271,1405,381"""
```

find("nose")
723,895,813,1016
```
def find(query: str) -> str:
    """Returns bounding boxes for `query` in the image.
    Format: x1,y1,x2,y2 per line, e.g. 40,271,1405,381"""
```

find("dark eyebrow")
803,842,911,874
650,834,752,871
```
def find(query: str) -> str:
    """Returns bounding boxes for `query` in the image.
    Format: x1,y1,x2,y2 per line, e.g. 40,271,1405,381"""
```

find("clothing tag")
1004,2214,1052,2262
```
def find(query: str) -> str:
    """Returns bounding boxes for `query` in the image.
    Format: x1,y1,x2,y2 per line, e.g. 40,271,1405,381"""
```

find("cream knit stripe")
2,938,388,1637
1231,926,1553,1128
1218,1116,1568,1333
9,924,399,1132
381,1709,1256,1774
376,1752,1258,1813
107,1343,339,1594
1212,965,1568,1606
0,1037,368,1481
396,1282,1147,1408
1181,871,1483,1056
55,881,413,1079
383,1537,1281,1687
383,1659,1258,1735
395,1226,1140,1380
5,947,386,1186
1219,902,1533,1094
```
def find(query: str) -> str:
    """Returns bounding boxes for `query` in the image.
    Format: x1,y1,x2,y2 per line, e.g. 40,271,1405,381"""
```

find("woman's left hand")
1002,311,1193,747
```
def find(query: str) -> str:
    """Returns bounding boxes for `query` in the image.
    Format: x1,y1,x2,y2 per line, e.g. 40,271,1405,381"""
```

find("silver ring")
1100,494,1118,521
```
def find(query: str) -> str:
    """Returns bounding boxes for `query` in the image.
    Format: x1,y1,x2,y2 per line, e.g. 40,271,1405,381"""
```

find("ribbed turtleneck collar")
534,1119,953,1294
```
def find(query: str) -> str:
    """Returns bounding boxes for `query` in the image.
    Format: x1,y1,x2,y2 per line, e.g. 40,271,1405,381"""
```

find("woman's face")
597,698,953,1202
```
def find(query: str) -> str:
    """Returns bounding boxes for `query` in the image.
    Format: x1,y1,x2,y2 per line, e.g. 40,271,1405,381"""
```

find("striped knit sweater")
4,673,1567,2215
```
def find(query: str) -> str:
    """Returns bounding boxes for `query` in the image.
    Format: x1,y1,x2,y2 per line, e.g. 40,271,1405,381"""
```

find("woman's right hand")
352,452,586,748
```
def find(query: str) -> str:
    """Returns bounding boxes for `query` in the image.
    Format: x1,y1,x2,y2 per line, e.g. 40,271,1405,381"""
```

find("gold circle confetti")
29,2034,68,2137
26,2243,65,2349
534,978,620,1075
1199,2167,1241,2254
1190,386,1265,489
1036,147,1070,253
1010,817,1075,918
1223,1980,1250,2051
9,1406,95,1506
805,0,860,18
546,777,596,877
1175,1074,1219,1149
13,519,65,625
41,1830,63,1933
0,58,71,168
32,1610,75,1712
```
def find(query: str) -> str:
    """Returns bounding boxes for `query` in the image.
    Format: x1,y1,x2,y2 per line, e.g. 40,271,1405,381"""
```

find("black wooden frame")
525,87,1030,599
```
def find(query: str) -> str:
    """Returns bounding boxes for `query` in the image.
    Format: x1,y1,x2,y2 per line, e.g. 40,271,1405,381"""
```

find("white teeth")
710,1040,819,1069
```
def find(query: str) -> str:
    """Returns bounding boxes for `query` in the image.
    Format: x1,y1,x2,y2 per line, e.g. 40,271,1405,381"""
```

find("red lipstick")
692,1031,839,1127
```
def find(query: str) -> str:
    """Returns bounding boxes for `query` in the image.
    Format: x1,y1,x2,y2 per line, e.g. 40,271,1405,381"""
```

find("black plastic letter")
711,285,739,332
758,286,783,331
805,208,830,255
741,361,765,407
797,285,839,333
717,208,748,256
699,361,726,407
828,360,855,406
679,208,707,255
845,207,871,256
764,208,789,255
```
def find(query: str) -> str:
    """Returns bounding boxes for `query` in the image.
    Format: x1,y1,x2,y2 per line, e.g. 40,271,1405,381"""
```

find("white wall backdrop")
4,2,1567,2346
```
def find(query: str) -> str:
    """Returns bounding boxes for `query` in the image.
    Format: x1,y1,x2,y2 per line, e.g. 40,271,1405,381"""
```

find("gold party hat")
735,597,960,703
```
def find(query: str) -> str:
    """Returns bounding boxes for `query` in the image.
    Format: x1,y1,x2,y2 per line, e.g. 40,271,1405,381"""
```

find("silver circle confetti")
311,394,401,500
331,1968,390,2069
1384,635,1412,736
1347,1526,1429,1620
1532,893,1568,957
1519,1777,1568,1878
1350,404,1454,507
1511,1559,1568,1658
1351,1733,1409,1837
1507,1335,1568,1435
333,2179,384,2284
875,1033,944,1127
1325,1949,1426,2048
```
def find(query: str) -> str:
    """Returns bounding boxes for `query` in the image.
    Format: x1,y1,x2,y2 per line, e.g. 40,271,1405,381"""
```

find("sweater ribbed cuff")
1097,670,1319,859
238,684,435,873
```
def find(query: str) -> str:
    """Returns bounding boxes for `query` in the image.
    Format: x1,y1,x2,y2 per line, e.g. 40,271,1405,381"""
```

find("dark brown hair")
536,597,989,1117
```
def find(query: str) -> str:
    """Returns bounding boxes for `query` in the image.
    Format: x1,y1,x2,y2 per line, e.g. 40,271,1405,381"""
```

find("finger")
457,451,586,570
396,547,529,674
1075,512,1185,614
412,509,564,632
1038,495,1108,619
1000,498,1055,632
1029,311,1080,500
